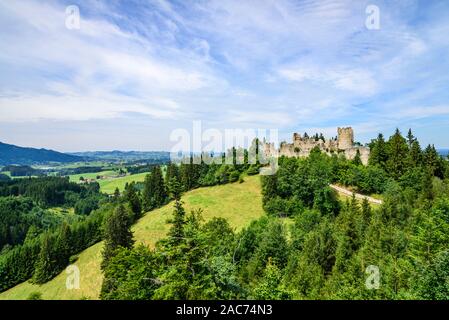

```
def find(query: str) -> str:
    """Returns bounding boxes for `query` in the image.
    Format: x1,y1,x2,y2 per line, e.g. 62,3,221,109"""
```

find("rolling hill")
0,141,83,165
0,175,264,300
69,151,170,163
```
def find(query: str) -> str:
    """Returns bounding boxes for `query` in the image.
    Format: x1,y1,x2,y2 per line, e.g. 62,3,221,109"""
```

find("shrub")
27,292,43,300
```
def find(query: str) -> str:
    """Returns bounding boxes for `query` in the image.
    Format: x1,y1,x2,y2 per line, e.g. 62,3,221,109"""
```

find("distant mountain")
0,141,83,165
69,150,170,163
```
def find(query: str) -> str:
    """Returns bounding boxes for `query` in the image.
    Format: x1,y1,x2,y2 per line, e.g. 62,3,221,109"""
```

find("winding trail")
330,184,383,205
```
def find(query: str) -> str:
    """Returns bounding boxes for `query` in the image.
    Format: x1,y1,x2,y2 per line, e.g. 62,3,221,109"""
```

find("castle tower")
293,133,301,141
337,127,354,150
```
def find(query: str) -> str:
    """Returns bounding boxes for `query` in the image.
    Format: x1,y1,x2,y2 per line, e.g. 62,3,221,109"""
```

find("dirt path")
330,184,383,205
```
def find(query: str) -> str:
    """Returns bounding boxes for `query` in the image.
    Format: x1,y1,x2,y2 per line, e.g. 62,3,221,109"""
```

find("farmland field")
68,170,118,183
98,172,149,194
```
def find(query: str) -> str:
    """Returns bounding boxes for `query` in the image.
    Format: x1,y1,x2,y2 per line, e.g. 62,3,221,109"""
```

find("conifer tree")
386,129,409,179
368,133,388,169
125,182,141,219
408,140,423,168
142,173,152,211
142,166,168,211
406,128,416,148
165,162,179,186
55,222,72,269
167,179,186,247
423,144,444,178
361,197,371,228
32,234,56,284
421,168,434,201
101,205,134,270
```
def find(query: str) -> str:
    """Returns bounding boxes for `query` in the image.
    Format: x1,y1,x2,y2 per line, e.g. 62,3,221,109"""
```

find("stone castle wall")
264,127,370,165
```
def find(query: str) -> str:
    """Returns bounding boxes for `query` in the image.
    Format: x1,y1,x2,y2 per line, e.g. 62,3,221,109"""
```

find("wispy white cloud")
278,65,378,96
0,0,449,149
0,0,224,122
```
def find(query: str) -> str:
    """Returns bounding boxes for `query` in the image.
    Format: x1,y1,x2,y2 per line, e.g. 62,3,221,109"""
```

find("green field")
68,171,150,194
0,175,264,300
98,172,149,194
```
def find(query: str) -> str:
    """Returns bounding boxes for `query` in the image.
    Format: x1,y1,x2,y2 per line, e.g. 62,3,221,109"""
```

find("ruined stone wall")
343,147,370,165
263,127,370,165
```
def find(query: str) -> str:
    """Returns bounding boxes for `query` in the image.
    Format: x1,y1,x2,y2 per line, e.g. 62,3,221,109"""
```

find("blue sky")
0,0,448,151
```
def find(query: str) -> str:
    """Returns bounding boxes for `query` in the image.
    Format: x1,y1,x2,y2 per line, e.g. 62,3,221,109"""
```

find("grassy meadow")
0,175,264,300
98,172,148,194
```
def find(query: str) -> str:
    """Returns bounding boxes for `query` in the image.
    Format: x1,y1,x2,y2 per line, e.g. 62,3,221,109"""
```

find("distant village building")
263,127,370,165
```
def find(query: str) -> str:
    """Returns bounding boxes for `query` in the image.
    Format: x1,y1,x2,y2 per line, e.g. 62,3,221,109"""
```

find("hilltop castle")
264,127,370,165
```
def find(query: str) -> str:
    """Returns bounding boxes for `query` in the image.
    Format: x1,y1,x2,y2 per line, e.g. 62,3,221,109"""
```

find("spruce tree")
386,129,409,179
126,182,141,220
101,205,134,270
368,133,388,169
406,128,416,148
55,222,72,269
423,144,444,178
142,173,152,211
165,162,179,186
408,140,422,167
167,179,186,247
421,168,434,201
151,166,168,207
142,166,168,211
361,197,371,227
32,234,56,284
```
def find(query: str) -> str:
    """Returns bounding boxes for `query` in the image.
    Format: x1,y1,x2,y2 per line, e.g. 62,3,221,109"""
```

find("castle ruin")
264,127,370,165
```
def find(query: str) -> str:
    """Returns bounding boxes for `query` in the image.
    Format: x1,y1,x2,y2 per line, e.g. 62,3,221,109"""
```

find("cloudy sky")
0,0,448,151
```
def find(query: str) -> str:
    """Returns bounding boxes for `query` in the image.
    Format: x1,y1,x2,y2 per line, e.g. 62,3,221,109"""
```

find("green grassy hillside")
0,175,264,300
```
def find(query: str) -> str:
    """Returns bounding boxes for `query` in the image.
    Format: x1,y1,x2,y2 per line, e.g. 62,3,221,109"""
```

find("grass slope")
0,175,264,300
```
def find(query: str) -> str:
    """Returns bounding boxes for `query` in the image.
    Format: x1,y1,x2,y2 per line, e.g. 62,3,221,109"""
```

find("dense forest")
99,129,449,300
1,128,449,300
0,150,260,293
0,176,110,291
